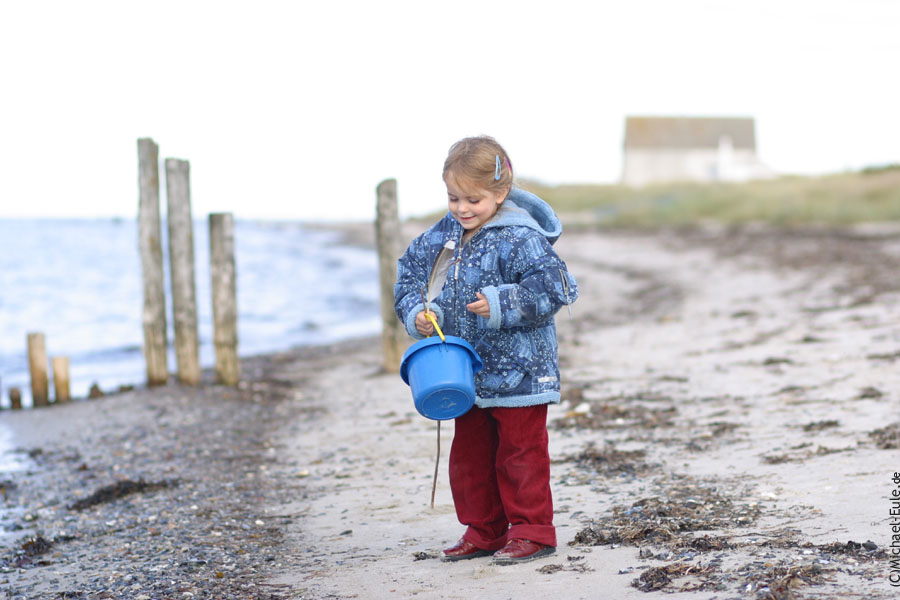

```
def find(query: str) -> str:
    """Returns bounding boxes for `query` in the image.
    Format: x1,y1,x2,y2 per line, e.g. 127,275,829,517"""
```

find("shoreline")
1,223,899,598
0,218,384,411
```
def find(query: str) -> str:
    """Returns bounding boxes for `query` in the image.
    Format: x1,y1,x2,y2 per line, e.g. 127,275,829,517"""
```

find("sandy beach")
2,222,899,599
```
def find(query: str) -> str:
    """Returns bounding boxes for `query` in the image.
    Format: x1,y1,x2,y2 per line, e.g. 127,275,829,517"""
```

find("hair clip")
505,157,511,174
494,155,502,181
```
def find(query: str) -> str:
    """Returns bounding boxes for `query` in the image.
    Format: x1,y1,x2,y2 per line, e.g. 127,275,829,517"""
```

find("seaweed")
553,400,677,431
632,562,717,592
571,481,760,547
556,442,651,476
69,478,179,511
869,422,900,449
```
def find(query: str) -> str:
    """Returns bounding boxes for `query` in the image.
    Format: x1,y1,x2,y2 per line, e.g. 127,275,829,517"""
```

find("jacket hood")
484,188,563,245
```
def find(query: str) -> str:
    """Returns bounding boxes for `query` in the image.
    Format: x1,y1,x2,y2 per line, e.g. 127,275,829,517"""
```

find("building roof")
624,116,756,150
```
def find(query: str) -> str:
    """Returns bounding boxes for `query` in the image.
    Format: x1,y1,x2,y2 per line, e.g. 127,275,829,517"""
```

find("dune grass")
520,166,900,227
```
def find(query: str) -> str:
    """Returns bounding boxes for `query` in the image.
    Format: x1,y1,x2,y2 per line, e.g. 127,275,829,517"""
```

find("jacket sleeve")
394,235,446,339
480,234,578,329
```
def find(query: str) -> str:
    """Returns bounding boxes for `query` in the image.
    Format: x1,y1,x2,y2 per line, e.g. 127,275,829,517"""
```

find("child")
394,135,578,564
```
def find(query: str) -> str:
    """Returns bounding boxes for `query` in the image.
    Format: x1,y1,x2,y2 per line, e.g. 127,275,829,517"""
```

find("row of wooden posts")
142,142,424,384
2,139,240,410
1,332,71,409
138,138,239,387
4,147,404,411
141,144,410,381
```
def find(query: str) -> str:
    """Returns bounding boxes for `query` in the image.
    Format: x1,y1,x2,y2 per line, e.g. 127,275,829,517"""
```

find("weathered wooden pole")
137,138,169,386
9,388,22,410
209,213,240,386
375,179,407,373
165,158,201,385
52,357,71,403
27,332,49,407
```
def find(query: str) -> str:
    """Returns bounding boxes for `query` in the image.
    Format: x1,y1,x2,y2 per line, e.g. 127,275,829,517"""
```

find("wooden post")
209,213,240,386
9,388,22,410
138,138,169,386
52,357,71,403
375,179,407,373
165,158,201,385
27,332,49,407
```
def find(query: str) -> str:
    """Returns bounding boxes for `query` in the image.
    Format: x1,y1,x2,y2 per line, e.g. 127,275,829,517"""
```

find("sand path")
266,225,900,599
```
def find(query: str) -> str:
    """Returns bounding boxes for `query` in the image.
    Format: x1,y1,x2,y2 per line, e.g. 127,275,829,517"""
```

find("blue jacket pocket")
472,335,530,396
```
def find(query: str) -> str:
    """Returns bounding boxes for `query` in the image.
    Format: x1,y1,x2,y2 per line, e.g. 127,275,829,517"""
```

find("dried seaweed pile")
68,478,179,511
556,442,651,478
868,421,900,449
568,477,887,595
632,562,718,592
571,480,760,547
737,563,828,600
552,394,678,431
761,444,852,465
560,460,888,595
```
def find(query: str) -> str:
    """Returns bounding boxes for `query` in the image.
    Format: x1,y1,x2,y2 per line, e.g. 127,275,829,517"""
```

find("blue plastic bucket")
400,336,483,420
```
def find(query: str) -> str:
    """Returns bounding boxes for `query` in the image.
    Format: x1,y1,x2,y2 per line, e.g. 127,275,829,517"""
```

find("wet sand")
2,223,900,599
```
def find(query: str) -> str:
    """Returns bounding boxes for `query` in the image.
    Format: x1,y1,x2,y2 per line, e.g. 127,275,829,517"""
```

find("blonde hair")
443,136,513,197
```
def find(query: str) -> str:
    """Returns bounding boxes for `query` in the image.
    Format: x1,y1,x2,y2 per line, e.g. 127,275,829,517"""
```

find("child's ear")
498,185,511,203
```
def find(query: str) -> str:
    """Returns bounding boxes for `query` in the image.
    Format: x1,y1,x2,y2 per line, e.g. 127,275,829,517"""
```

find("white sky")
1,0,898,221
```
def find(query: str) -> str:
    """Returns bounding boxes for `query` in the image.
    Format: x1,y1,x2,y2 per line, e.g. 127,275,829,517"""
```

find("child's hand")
415,310,435,336
466,292,490,319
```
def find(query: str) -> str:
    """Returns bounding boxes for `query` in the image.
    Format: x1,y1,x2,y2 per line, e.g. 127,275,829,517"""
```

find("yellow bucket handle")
425,312,445,342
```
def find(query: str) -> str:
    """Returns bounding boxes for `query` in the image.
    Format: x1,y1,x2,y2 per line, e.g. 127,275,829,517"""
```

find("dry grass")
520,166,900,226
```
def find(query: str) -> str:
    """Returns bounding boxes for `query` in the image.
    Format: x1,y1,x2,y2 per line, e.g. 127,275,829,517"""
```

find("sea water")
0,218,381,408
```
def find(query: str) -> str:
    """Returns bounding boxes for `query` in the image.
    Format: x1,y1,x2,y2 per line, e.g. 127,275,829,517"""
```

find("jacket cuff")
481,285,502,329
405,302,445,339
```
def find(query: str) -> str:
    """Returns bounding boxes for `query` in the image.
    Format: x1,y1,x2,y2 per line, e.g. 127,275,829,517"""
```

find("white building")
621,116,773,186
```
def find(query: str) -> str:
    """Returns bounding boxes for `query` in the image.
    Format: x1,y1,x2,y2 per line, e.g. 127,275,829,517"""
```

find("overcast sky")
1,0,897,221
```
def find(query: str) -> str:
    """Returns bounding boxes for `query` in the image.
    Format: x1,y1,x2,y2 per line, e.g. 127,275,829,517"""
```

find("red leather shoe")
441,538,492,562
492,538,556,565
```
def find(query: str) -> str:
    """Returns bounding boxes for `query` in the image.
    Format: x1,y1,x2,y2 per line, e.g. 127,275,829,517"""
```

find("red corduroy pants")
449,404,556,550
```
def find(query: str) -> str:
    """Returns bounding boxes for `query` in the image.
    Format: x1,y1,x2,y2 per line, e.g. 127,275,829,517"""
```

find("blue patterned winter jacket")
394,188,578,408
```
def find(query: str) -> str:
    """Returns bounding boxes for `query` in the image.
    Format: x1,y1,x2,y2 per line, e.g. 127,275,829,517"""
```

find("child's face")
445,175,507,234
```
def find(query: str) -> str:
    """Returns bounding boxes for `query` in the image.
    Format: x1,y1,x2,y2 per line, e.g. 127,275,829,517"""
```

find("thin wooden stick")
430,421,441,508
